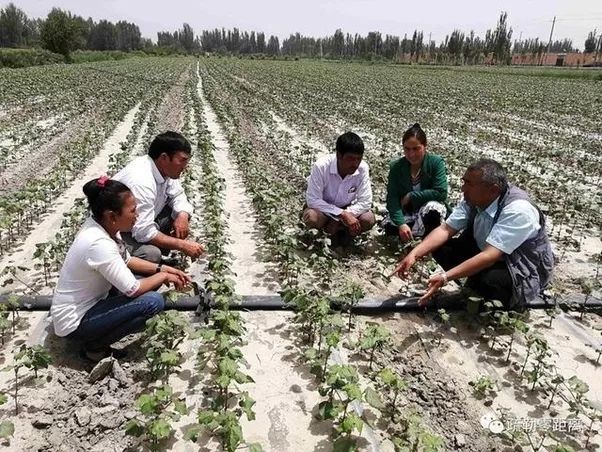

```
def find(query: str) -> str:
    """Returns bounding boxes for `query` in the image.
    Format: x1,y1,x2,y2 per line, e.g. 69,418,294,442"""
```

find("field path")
198,74,279,296
0,103,141,291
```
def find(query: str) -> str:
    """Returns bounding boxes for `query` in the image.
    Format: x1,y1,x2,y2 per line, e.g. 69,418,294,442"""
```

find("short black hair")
83,177,131,220
335,132,364,156
148,131,192,159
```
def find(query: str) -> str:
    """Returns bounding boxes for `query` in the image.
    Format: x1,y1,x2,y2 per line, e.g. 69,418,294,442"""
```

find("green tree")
178,23,195,53
584,30,597,53
40,8,82,60
487,11,513,64
0,3,28,47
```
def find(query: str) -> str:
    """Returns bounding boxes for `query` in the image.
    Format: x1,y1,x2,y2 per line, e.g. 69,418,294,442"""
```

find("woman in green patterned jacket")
383,123,449,242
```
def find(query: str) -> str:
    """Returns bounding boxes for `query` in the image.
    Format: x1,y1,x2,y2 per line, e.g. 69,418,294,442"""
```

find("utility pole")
543,15,556,66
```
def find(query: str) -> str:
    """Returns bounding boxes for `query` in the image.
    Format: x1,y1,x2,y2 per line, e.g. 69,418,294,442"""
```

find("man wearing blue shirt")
393,158,554,310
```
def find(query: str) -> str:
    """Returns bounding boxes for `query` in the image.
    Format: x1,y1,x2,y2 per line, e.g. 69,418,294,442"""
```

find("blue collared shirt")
446,197,540,254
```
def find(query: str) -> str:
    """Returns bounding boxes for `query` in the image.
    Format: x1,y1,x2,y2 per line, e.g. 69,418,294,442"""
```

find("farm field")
0,56,600,451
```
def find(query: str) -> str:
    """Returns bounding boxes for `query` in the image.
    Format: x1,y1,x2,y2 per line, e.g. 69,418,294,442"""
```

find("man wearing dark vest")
392,158,554,310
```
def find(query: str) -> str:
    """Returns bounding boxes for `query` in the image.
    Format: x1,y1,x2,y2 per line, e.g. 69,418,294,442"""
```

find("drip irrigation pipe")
1,291,600,313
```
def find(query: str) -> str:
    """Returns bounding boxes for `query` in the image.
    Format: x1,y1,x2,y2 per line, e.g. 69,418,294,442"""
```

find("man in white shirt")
303,132,375,241
393,158,554,310
113,131,204,263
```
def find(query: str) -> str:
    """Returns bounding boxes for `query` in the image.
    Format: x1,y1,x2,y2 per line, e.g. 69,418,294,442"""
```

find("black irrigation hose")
1,291,601,312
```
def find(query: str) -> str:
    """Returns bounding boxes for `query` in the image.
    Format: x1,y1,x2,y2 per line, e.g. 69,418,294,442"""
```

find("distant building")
512,52,599,67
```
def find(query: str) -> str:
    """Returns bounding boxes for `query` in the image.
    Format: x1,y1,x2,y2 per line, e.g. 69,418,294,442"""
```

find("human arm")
346,166,372,216
167,180,193,239
419,244,504,304
391,222,458,277
127,257,192,295
385,161,407,226
147,231,204,258
88,241,187,298
306,162,344,217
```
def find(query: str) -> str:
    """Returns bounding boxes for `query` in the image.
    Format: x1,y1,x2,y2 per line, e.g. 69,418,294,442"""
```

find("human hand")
340,211,361,236
164,272,189,290
391,252,416,278
162,265,193,286
172,212,190,239
398,224,413,242
178,240,205,258
418,273,447,306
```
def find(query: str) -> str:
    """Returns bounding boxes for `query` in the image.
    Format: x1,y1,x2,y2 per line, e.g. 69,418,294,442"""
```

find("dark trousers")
68,292,165,351
121,205,174,263
432,231,514,307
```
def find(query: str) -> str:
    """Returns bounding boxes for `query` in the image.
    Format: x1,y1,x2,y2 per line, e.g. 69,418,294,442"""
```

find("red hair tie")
97,175,110,187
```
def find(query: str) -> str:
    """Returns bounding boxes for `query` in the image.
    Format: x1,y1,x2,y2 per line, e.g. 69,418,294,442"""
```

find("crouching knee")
141,291,165,317
302,208,326,229
136,245,162,264
358,211,376,231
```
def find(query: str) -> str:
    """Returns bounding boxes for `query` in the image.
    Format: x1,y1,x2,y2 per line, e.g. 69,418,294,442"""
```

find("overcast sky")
9,0,602,48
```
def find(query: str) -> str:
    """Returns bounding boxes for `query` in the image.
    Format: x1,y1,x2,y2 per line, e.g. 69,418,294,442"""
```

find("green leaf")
136,394,158,415
239,393,256,421
364,387,386,410
223,417,243,452
0,421,14,438
317,400,340,420
0,393,7,405
198,410,215,425
149,418,173,440
339,412,363,435
124,419,145,437
173,400,189,415
333,435,358,452
184,424,203,442
343,383,362,401
248,443,264,452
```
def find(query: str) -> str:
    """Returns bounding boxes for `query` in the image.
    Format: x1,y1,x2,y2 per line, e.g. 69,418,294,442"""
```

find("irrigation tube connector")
1,289,601,313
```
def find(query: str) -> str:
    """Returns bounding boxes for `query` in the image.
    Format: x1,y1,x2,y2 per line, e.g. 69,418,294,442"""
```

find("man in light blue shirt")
393,158,553,310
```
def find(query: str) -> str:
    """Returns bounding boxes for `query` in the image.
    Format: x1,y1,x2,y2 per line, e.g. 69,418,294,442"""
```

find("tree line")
1,3,600,64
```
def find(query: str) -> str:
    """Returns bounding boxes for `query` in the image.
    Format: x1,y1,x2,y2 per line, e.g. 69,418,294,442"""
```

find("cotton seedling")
305,323,342,382
0,392,14,439
546,373,565,410
143,311,189,382
3,345,51,414
392,411,445,452
14,344,52,378
125,385,188,452
337,281,365,332
317,364,365,449
0,309,9,345
503,313,529,363
469,375,497,399
359,322,391,369
186,404,262,452
564,375,590,417
524,337,555,391
377,367,408,419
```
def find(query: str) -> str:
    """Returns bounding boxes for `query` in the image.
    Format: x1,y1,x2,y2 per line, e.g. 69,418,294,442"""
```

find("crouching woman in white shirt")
51,176,191,361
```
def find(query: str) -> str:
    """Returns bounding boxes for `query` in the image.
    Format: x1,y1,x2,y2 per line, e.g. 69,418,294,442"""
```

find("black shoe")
80,346,127,362
331,229,353,248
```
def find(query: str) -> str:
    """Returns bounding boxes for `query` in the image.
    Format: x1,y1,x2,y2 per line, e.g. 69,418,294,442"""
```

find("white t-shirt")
51,217,140,337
